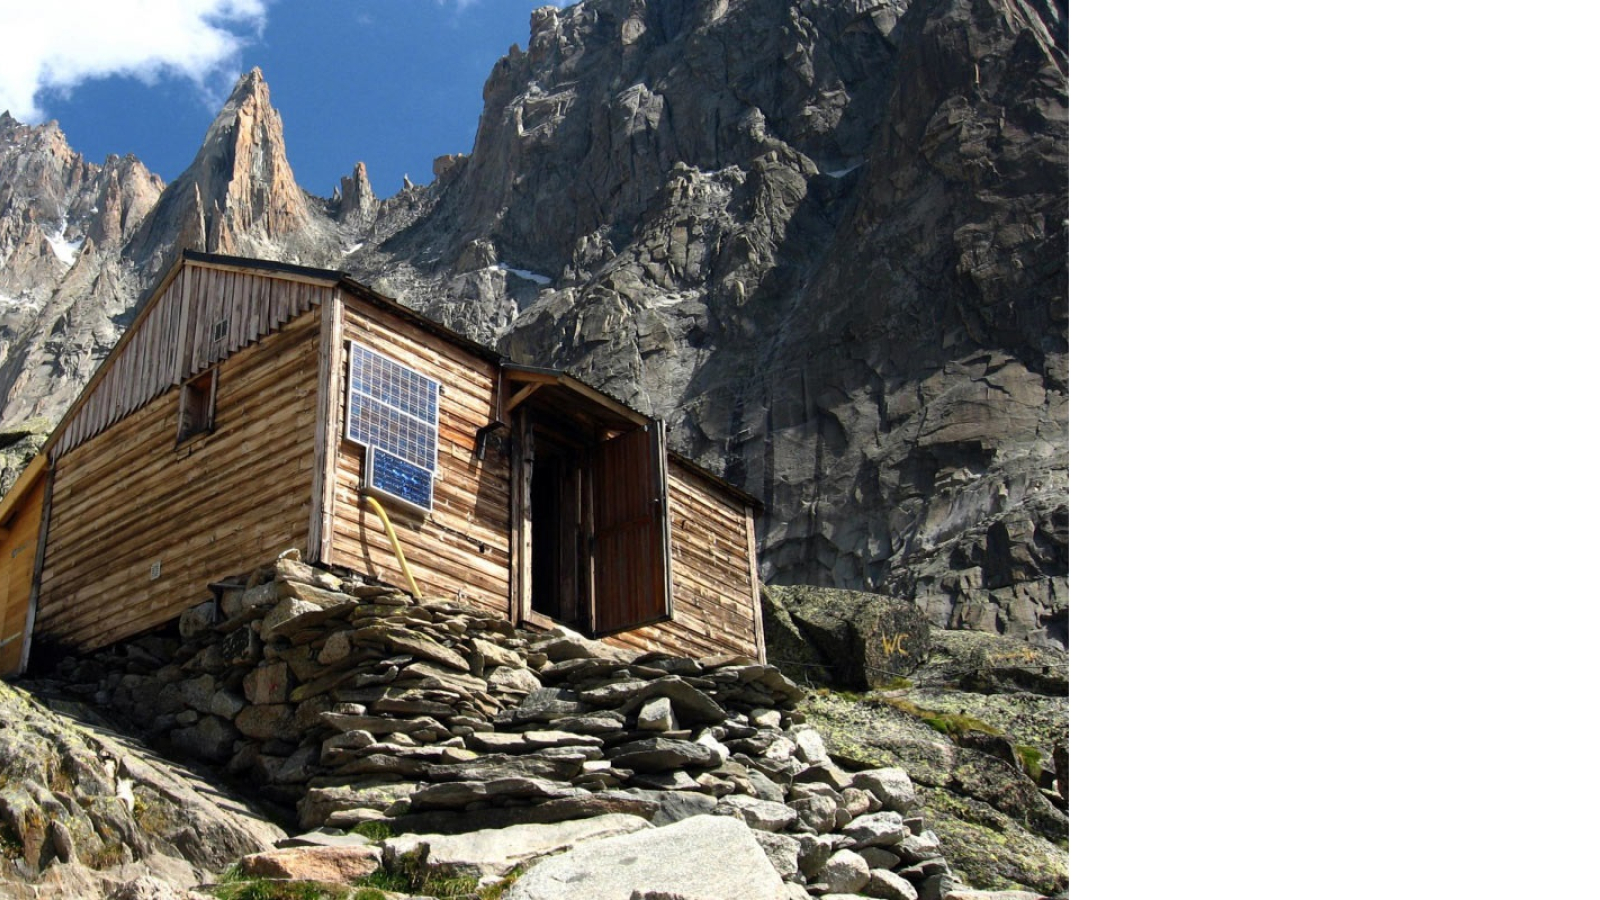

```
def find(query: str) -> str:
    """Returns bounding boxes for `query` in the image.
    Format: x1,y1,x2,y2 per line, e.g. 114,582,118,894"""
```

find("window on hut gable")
176,368,217,444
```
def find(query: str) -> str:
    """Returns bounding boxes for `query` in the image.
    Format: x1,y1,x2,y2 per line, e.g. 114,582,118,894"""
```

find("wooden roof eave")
39,250,353,467
501,366,650,429
667,450,764,512
35,252,193,465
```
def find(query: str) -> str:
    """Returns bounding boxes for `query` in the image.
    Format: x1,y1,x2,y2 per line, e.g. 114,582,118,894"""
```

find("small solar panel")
347,343,440,512
367,447,434,512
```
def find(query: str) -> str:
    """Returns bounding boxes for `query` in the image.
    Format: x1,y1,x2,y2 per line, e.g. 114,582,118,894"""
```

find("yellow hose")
365,495,421,599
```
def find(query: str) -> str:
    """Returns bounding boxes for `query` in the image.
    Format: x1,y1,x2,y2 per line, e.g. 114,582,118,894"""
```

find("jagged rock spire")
190,67,309,252
336,161,376,225
126,67,316,266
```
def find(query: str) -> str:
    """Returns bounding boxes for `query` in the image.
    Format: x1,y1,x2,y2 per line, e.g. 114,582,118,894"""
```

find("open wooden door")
590,420,671,634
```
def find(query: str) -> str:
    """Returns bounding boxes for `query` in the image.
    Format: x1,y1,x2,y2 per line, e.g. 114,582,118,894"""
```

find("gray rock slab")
815,848,871,894
298,780,422,829
608,737,722,772
716,795,797,832
381,813,650,882
853,768,918,813
489,665,542,695
635,696,675,731
863,869,917,900
792,727,831,765
523,791,659,824
277,830,374,849
858,847,899,870
473,637,526,669
352,625,471,671
752,830,801,881
409,776,577,810
505,814,785,900
548,711,627,734
496,688,589,726
635,790,717,825
842,812,908,849
424,753,584,783
790,794,840,833
619,676,727,725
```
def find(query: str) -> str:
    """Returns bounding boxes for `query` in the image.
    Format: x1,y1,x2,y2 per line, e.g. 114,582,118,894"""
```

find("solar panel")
347,343,440,512
366,447,434,511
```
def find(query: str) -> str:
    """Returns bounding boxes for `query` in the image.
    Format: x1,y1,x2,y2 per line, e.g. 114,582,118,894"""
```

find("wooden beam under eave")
504,382,544,413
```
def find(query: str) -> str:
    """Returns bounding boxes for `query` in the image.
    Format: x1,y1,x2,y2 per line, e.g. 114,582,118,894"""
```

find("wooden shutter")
590,420,671,633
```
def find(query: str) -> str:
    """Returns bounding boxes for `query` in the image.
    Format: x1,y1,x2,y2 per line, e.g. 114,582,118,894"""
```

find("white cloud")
0,0,268,122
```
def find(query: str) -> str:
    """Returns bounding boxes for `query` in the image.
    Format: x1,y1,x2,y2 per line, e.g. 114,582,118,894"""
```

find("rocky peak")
126,68,321,268
0,115,93,237
193,67,310,248
335,161,377,225
83,154,164,249
0,114,161,302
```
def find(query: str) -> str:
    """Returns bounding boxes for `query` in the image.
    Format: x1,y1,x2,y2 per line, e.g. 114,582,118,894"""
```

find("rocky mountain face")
764,584,1069,893
0,0,1067,646
0,679,285,895
0,114,164,430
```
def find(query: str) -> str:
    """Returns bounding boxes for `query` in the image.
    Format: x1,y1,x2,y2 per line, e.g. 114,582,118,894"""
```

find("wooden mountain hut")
0,251,764,675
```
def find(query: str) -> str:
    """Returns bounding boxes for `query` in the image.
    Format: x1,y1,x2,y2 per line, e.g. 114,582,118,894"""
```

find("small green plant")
352,868,409,894
419,873,478,898
355,848,478,899
878,676,914,691
477,861,532,900
348,821,394,841
812,687,865,702
877,696,1001,737
85,839,128,869
1016,744,1045,783
212,878,338,900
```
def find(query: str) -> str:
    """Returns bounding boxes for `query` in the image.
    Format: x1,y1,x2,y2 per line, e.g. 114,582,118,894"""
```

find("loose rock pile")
41,555,1012,899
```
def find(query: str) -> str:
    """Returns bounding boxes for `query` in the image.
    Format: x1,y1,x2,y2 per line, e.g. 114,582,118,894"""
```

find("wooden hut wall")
37,310,322,651
324,297,512,615
0,478,45,674
51,263,331,460
602,459,762,659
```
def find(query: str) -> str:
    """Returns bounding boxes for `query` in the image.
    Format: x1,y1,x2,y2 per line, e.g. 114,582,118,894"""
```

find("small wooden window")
177,369,217,444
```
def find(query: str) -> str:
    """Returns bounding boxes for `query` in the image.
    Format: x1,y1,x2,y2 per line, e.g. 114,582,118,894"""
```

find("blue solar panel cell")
368,447,434,511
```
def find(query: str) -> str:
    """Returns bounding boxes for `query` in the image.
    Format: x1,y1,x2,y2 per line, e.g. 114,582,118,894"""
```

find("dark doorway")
518,409,670,636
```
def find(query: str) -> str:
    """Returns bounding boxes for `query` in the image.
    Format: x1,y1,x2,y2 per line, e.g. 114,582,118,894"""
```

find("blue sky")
2,1,559,199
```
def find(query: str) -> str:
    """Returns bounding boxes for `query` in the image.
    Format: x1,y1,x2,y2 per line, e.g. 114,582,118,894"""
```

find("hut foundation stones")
36,555,997,898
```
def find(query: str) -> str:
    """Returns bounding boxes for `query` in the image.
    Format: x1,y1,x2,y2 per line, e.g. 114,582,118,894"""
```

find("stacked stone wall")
43,555,969,899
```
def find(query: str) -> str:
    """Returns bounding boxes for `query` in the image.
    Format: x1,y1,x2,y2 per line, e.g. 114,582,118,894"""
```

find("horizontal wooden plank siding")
0,478,44,674
603,460,760,659
52,263,331,460
325,296,512,616
36,309,322,651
